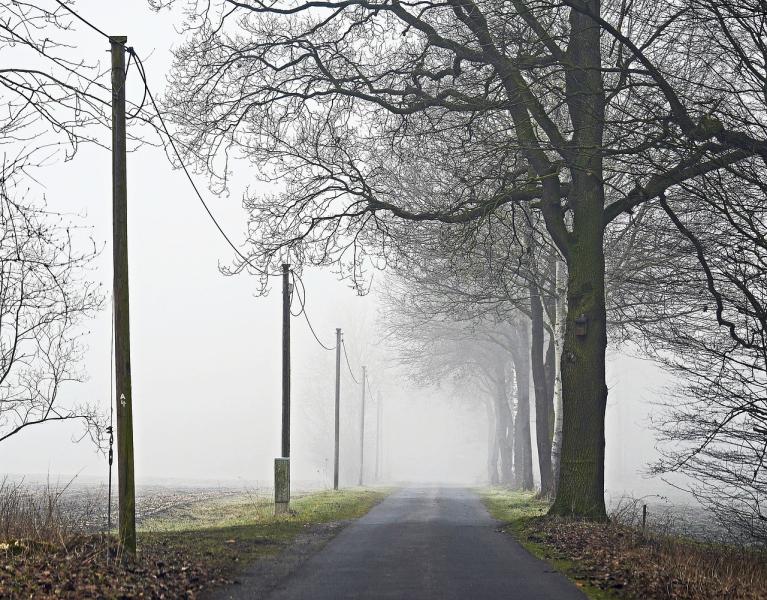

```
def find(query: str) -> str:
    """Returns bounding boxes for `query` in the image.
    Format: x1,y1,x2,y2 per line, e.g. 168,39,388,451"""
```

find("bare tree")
394,318,519,486
606,160,767,544
380,272,534,486
160,0,767,519
0,1,124,450
377,211,548,489
0,160,102,444
0,1,111,160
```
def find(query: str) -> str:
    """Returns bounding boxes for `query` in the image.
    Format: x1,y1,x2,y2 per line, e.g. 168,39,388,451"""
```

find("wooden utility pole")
110,36,136,558
333,328,341,490
358,366,366,486
374,392,382,482
282,264,291,459
275,263,292,514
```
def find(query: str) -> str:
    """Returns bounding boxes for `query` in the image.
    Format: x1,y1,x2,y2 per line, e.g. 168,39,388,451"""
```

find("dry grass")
0,477,95,550
483,488,767,600
0,482,388,598
528,516,767,599
0,479,210,598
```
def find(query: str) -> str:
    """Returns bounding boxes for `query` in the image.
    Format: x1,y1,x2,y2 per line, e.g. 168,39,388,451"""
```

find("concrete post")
274,458,290,515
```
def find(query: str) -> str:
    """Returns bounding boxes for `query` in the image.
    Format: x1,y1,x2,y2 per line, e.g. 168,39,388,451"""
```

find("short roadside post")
274,458,290,515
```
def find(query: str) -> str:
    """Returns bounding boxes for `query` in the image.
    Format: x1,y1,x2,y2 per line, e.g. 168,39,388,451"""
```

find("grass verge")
481,488,613,600
480,487,767,600
139,487,389,575
0,486,389,599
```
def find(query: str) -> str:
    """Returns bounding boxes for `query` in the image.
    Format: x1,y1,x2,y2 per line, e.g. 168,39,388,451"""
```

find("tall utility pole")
281,263,291,458
275,263,291,514
358,366,366,486
110,36,136,558
333,328,342,490
374,392,382,482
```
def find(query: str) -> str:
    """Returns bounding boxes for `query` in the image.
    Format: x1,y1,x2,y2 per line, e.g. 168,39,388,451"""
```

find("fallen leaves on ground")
524,517,767,600
0,535,232,599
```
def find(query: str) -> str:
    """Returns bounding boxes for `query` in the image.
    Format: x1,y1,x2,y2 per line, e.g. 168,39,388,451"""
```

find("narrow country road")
221,487,586,599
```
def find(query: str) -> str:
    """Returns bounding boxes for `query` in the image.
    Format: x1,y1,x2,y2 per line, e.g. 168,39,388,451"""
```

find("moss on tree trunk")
549,230,608,520
546,0,609,521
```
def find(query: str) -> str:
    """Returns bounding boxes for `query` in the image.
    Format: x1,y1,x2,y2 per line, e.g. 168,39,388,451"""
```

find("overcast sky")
1,0,681,499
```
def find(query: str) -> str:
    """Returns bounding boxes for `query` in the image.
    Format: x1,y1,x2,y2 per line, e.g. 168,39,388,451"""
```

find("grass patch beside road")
480,488,613,600
480,487,767,600
0,486,389,598
140,487,389,575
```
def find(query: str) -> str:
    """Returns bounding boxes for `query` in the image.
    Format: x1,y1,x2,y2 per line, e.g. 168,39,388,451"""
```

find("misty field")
0,479,387,598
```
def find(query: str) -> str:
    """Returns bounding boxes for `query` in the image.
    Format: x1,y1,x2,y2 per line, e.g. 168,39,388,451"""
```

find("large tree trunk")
510,328,534,491
548,0,608,520
530,283,555,496
549,228,608,519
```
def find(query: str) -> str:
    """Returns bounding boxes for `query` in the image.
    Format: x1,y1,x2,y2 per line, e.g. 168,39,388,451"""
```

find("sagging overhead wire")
61,4,368,377
341,339,360,384
364,371,376,399
54,0,111,40
291,270,336,352
125,46,281,279
289,270,304,318
59,0,280,280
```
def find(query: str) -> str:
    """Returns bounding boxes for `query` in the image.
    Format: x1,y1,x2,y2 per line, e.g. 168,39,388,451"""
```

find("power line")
289,270,303,318
126,47,280,279
55,0,111,40
50,3,281,281
58,7,363,375
365,371,376,399
291,270,336,351
123,52,148,121
65,14,335,350
341,339,360,384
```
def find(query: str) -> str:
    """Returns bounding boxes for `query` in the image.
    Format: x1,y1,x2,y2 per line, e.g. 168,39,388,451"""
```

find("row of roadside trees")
153,0,767,527
1,0,764,544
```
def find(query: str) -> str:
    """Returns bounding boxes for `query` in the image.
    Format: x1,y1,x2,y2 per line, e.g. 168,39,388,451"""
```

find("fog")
1,1,685,506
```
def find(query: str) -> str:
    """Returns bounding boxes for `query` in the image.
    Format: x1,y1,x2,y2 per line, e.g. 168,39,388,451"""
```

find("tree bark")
510,328,534,491
548,0,609,520
551,258,567,493
530,283,555,496
494,360,514,485
545,329,556,442
485,396,499,485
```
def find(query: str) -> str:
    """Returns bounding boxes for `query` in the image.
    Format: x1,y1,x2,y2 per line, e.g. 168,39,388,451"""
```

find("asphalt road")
263,487,585,600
